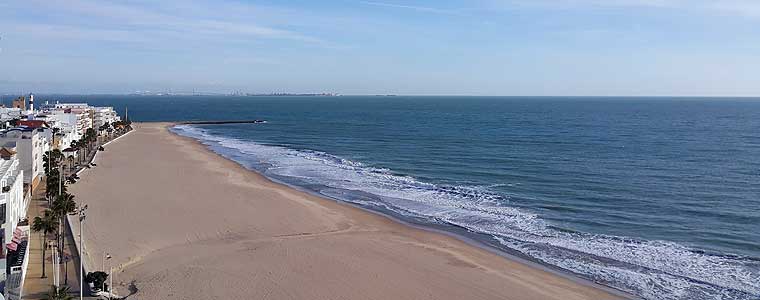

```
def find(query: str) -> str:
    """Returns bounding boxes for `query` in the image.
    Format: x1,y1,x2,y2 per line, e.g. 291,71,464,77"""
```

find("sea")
38,95,760,300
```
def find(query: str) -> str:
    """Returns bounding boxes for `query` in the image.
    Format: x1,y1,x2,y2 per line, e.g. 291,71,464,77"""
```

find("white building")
69,108,92,135
40,103,93,134
35,101,122,151
93,107,121,128
35,112,81,151
57,127,80,153
0,129,48,190
0,148,26,251
0,147,28,300
43,103,89,110
0,109,22,128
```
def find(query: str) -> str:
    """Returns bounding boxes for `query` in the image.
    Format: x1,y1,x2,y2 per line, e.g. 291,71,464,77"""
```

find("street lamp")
103,252,111,291
59,165,66,286
52,242,59,288
102,252,111,273
78,204,87,300
108,266,114,300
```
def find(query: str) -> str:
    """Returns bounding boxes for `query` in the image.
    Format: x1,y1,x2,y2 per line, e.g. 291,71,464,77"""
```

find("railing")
5,227,29,300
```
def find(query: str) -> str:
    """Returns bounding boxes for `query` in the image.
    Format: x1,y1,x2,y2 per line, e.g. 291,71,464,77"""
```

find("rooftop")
16,120,49,129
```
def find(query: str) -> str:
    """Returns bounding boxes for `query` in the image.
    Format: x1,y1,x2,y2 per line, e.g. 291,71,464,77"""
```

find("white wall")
43,112,82,150
0,157,25,256
0,130,45,186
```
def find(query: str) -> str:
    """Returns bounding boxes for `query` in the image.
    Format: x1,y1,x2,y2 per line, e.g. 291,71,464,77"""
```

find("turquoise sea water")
43,95,760,300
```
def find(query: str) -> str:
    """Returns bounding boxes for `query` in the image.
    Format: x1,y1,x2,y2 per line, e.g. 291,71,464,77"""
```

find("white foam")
172,125,760,300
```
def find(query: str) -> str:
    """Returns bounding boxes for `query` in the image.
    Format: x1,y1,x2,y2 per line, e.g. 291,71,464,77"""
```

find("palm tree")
85,128,97,152
52,193,77,216
72,139,85,165
32,210,59,278
45,285,74,300
73,139,81,164
43,150,66,197
69,140,80,166
51,127,61,150
51,193,77,274
102,122,112,140
67,155,75,172
45,171,67,203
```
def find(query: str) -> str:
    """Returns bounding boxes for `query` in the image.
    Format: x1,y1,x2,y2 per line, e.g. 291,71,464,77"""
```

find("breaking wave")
172,124,760,300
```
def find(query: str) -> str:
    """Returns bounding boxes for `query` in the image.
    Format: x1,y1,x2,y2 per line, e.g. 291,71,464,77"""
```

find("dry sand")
68,122,625,300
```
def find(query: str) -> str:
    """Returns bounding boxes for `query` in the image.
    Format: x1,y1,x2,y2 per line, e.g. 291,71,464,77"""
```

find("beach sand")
68,122,624,300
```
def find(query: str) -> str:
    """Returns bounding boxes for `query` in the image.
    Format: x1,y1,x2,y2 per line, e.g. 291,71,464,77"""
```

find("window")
0,203,6,225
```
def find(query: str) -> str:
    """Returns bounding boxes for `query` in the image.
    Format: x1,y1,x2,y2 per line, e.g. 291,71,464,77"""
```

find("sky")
0,0,759,96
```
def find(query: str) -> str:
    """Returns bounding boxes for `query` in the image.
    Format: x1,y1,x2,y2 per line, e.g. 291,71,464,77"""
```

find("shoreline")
69,122,629,300
169,124,635,298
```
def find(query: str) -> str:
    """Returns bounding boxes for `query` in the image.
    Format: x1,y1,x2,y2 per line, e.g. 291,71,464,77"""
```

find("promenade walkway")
22,129,132,299
21,179,89,299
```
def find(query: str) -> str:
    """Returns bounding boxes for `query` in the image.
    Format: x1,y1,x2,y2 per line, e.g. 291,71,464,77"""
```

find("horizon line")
1,93,760,98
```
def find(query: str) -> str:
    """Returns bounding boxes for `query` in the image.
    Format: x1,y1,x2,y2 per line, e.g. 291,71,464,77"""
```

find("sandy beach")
67,122,624,300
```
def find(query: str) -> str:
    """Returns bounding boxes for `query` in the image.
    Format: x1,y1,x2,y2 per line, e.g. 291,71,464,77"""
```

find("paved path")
22,131,132,300
22,179,96,300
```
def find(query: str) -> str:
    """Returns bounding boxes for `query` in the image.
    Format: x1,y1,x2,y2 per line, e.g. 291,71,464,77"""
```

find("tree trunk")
59,219,64,275
41,234,47,278
61,216,68,285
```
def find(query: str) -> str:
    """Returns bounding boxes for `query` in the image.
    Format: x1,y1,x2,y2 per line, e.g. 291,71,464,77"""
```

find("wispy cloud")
490,0,760,18
707,1,760,18
359,1,465,15
483,0,674,10
9,23,150,44
2,0,759,95
13,0,325,44
542,0,673,8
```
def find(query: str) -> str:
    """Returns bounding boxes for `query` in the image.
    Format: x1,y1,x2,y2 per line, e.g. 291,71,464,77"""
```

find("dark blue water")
43,95,760,300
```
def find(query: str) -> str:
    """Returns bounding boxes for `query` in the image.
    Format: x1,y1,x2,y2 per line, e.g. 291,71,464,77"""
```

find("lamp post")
58,165,62,197
102,252,111,274
64,241,68,285
52,242,59,288
60,165,67,285
108,266,113,300
47,150,50,205
103,252,111,291
78,204,87,300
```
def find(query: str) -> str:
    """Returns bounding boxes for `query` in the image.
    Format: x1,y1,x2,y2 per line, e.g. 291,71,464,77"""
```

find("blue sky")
1,0,759,95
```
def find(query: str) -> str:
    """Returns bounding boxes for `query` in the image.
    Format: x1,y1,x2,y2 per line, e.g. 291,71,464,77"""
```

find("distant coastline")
4,93,760,99
126,92,341,97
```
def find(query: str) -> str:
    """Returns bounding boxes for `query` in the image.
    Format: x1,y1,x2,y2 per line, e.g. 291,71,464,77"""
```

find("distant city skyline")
1,0,759,96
